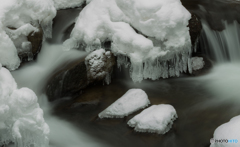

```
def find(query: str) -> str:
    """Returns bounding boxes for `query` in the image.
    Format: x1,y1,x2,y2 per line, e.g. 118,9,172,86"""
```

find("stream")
10,1,240,147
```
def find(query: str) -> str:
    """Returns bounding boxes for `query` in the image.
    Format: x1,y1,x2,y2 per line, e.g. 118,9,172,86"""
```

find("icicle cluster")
64,0,192,82
0,64,50,147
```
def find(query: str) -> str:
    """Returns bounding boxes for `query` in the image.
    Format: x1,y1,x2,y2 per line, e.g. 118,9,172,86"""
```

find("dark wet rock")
18,26,43,62
188,14,202,46
7,26,43,63
190,55,213,76
46,50,116,101
26,27,43,60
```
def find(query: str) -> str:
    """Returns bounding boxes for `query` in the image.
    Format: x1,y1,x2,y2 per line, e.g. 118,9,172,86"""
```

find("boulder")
46,49,116,101
7,26,43,62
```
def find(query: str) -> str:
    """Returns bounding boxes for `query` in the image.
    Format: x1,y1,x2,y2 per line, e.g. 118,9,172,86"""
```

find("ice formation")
210,115,240,147
52,0,85,10
191,57,205,71
98,89,150,118
64,0,192,82
0,0,56,70
85,49,114,84
0,64,50,147
128,104,177,134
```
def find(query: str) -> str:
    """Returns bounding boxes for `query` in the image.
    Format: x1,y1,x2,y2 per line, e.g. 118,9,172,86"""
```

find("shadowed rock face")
188,14,202,46
18,27,43,62
46,51,116,102
7,26,43,64
26,27,43,60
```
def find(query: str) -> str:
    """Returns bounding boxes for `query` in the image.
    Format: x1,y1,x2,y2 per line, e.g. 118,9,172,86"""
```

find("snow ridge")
128,104,177,134
98,89,150,118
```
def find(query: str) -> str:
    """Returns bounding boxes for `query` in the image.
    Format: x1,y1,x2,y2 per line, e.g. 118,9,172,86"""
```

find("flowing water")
10,2,240,147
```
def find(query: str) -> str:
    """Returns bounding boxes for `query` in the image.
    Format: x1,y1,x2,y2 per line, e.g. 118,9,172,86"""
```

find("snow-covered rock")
128,104,177,134
0,65,49,147
210,115,240,147
98,89,150,118
191,57,205,71
64,0,192,82
0,0,56,70
85,49,115,84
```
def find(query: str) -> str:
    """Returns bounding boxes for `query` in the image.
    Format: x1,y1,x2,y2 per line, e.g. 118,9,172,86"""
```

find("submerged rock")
46,49,115,101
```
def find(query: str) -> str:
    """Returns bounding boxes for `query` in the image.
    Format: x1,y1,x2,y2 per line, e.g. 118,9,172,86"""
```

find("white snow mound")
0,65,50,147
210,115,240,147
128,104,177,134
98,89,150,118
64,0,192,82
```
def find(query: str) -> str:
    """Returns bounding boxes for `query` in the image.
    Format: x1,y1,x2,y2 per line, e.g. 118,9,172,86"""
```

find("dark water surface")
11,2,240,147
47,2,240,147
52,72,240,147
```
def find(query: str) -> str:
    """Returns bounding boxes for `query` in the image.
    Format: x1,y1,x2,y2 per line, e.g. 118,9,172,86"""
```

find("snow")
64,0,192,82
98,89,150,118
0,65,50,147
191,57,205,71
85,49,113,84
0,0,56,70
128,104,177,134
210,115,240,147
52,0,85,10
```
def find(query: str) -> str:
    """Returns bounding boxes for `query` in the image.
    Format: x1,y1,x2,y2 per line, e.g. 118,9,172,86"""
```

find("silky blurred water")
9,2,240,147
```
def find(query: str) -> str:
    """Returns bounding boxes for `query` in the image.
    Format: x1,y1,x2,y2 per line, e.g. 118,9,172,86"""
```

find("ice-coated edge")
98,89,150,118
128,104,178,134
